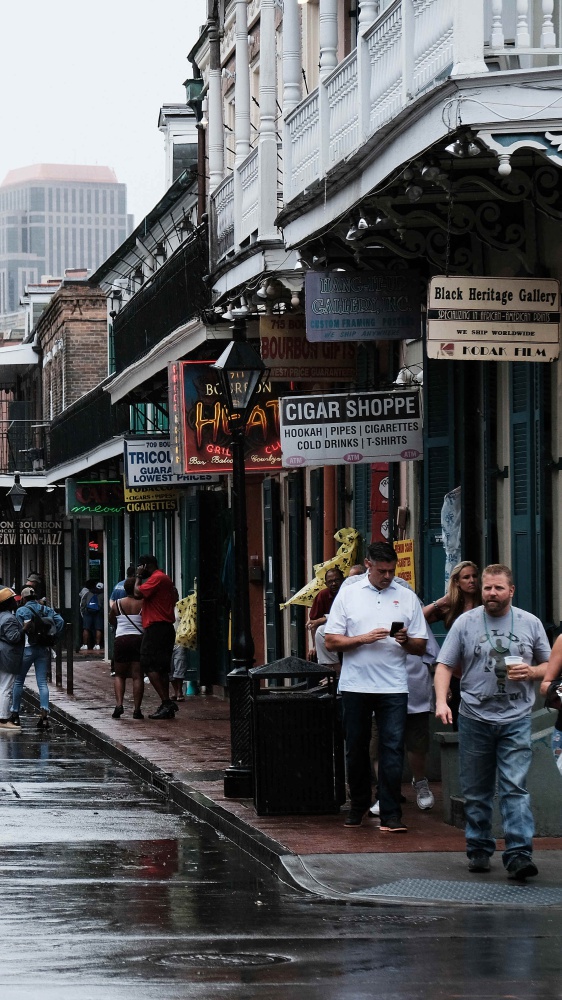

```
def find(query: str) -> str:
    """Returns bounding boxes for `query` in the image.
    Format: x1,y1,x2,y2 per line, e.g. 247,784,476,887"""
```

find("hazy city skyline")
0,0,207,229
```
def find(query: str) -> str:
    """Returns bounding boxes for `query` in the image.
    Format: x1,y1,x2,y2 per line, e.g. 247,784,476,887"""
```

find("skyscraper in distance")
0,164,133,316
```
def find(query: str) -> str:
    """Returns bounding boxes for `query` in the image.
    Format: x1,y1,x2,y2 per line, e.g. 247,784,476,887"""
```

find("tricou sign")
279,389,423,467
124,439,219,487
305,270,421,342
427,276,560,362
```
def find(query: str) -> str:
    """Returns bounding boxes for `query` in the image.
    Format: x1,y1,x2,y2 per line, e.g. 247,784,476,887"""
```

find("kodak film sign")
427,276,560,362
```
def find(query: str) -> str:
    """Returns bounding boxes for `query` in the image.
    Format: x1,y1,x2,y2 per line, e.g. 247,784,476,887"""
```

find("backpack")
26,607,58,647
86,592,99,612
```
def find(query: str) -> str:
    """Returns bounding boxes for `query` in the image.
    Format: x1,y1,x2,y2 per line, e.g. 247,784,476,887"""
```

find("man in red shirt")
134,554,178,720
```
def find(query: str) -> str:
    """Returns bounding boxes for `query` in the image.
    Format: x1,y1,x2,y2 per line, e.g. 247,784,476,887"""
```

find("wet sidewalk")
19,656,562,908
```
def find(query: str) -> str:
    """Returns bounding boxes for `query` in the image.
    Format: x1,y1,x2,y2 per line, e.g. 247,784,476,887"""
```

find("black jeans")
342,691,408,822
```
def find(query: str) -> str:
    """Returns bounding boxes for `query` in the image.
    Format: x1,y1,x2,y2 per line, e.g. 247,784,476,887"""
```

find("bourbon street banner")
427,276,560,362
0,520,63,545
279,389,422,467
169,361,283,474
259,315,356,380
305,270,421,342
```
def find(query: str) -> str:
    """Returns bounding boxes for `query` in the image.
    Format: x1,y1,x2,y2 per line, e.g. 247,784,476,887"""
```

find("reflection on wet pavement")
0,724,560,999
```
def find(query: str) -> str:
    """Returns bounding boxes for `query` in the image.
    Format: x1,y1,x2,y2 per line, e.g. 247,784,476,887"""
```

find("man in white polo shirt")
325,542,427,831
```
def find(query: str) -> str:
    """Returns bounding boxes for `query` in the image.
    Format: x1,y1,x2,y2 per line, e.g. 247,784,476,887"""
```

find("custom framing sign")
305,270,421,342
427,276,560,362
279,389,423,467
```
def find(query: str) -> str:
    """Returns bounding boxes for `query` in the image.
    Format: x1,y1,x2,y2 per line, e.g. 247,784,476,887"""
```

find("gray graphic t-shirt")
438,605,551,723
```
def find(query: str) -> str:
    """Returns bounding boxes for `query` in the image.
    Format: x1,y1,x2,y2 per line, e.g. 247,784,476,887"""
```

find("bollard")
65,623,74,695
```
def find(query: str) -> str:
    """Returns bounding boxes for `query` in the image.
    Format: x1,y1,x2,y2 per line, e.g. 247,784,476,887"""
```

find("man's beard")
483,597,511,617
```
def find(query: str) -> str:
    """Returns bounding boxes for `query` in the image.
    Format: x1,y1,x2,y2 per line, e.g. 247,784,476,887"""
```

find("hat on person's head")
27,573,41,583
21,587,35,599
95,582,104,591
0,587,16,605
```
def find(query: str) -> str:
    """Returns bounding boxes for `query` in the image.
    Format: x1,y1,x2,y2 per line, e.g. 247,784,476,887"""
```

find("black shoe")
148,702,176,720
379,817,408,833
132,709,144,720
9,713,20,726
344,809,365,827
507,855,538,880
37,715,50,731
112,705,124,719
468,851,491,873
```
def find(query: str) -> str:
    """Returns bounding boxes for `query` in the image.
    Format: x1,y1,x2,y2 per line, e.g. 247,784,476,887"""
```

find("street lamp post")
6,472,27,593
212,319,268,798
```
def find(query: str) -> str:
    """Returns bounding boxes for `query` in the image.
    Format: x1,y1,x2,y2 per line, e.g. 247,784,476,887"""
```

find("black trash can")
249,656,345,816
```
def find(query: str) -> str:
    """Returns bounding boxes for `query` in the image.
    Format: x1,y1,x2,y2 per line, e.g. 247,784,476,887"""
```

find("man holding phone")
325,542,427,831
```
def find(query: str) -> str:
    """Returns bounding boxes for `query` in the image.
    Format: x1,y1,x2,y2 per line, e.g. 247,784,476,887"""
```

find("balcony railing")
284,0,562,204
0,419,48,474
210,142,283,267
49,384,129,469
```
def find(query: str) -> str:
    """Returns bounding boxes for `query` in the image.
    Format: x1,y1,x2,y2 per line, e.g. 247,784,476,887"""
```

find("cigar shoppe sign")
169,360,282,474
427,276,560,362
279,389,422,467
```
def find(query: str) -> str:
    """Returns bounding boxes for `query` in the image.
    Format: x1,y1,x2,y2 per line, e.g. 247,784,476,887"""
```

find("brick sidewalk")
22,657,562,859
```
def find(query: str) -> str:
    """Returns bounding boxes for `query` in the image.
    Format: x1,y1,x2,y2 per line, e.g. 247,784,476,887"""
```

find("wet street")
0,719,560,1000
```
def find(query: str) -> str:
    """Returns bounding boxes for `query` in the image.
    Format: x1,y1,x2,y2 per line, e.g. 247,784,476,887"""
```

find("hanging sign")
0,520,63,545
305,270,421,342
259,315,356,380
279,389,422,467
169,361,282,474
427,276,560,362
124,438,218,487
66,480,125,516
123,484,179,512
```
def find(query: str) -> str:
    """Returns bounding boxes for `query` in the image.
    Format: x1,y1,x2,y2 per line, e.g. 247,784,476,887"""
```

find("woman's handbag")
544,676,562,711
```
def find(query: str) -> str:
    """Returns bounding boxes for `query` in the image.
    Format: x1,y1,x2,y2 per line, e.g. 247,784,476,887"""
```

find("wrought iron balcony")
0,417,48,475
49,384,129,469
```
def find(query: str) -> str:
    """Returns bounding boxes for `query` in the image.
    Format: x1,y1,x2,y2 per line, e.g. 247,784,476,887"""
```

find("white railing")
283,0,562,204
239,147,260,243
211,173,235,262
326,50,359,166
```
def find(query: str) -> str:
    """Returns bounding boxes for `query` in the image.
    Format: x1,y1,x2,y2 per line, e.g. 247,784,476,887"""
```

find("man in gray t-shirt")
434,564,549,881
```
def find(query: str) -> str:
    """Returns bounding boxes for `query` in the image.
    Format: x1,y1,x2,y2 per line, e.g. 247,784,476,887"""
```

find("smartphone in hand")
389,621,404,637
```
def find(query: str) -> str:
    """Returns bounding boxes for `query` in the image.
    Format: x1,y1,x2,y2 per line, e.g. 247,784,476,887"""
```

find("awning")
0,342,39,383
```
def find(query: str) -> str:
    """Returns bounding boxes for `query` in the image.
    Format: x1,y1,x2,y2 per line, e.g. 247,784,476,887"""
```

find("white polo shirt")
325,576,428,694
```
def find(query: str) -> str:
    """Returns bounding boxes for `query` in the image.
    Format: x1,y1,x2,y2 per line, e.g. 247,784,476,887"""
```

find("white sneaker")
93,645,101,651
80,645,88,651
369,801,380,816
413,777,434,810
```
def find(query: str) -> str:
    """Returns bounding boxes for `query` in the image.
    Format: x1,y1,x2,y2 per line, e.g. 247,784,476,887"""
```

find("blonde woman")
424,561,481,727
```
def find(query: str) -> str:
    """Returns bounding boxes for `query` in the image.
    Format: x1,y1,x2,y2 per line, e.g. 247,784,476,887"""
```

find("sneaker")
468,851,491,873
507,855,538,880
80,645,88,651
412,777,434,810
379,817,408,833
0,719,21,731
369,801,380,817
93,645,101,651
344,809,365,827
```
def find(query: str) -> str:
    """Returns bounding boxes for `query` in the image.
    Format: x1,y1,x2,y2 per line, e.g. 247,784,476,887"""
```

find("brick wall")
34,282,107,420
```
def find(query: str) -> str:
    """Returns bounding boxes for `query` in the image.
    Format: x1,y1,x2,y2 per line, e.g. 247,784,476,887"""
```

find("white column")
516,0,531,48
258,0,279,241
283,0,302,116
401,0,415,104
319,0,338,82
490,0,504,48
451,0,488,76
208,18,225,192
357,0,377,140
234,0,251,248
541,0,556,49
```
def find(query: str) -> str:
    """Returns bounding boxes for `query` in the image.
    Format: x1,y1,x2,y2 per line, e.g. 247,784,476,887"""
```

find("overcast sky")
0,0,207,225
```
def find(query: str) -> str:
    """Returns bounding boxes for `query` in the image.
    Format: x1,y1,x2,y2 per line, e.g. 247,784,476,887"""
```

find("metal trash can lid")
249,655,338,681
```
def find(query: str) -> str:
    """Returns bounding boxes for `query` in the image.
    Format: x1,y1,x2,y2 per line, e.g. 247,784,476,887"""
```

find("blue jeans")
341,691,407,822
458,713,534,867
11,645,50,713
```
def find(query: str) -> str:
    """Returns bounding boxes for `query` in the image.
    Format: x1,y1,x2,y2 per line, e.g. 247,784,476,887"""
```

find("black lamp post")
6,472,26,593
212,319,268,797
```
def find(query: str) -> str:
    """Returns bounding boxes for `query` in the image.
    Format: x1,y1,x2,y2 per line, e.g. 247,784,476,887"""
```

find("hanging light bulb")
421,163,441,181
291,289,302,309
357,214,370,230
405,184,423,203
231,295,249,317
222,304,234,321
346,220,359,241
446,136,480,158
256,281,269,299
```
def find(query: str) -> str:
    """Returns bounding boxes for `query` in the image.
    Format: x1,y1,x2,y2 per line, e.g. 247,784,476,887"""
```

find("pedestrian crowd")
314,541,558,883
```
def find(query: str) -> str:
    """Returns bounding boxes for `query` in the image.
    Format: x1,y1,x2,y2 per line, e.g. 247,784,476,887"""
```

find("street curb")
23,692,301,888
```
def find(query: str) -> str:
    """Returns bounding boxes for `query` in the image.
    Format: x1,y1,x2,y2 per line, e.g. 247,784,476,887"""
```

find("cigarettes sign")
279,389,422,467
427,276,560,362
